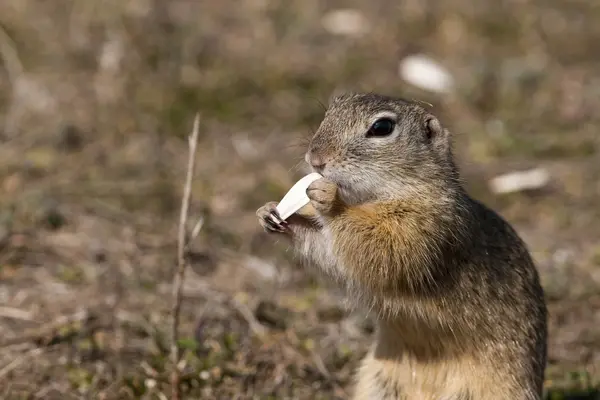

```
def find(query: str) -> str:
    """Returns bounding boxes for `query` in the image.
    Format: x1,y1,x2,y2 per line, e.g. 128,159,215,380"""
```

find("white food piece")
398,54,454,94
276,172,323,221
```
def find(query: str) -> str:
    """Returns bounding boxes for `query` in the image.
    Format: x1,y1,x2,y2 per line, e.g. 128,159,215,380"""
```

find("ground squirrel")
257,92,547,399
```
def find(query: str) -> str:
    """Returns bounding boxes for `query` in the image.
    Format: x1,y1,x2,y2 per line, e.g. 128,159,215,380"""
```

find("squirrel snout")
305,151,329,172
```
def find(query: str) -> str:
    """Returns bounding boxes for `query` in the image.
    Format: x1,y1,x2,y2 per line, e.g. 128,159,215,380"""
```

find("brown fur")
257,92,547,399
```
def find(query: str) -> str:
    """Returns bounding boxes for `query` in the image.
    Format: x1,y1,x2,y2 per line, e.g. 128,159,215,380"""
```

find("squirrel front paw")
256,201,287,233
306,178,342,216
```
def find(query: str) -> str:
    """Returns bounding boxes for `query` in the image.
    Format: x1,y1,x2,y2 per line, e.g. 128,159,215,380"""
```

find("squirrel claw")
257,202,287,233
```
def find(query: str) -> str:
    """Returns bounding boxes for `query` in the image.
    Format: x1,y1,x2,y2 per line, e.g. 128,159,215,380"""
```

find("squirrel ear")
425,115,452,153
425,115,444,141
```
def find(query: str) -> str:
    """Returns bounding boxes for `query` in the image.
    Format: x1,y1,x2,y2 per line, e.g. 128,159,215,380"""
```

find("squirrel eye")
367,118,395,137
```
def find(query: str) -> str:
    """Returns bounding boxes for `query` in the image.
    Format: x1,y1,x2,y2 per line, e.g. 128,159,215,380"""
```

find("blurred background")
0,0,599,398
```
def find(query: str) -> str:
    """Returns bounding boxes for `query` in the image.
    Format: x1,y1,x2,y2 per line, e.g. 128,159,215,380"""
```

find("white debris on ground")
95,33,126,103
398,54,455,94
489,168,551,194
321,9,370,37
12,76,57,113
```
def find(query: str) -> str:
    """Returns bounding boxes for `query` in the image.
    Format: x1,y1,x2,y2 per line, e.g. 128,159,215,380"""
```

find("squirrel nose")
305,151,328,172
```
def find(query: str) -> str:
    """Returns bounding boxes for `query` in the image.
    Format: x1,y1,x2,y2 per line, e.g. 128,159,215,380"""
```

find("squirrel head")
306,92,461,202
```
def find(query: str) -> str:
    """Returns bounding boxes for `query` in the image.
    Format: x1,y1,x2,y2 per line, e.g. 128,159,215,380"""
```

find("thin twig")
187,216,205,246
0,306,34,321
170,113,201,400
0,348,44,381
230,298,267,337
0,309,90,348
0,22,23,84
310,348,331,379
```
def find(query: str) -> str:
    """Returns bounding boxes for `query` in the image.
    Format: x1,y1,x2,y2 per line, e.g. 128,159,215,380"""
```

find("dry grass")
0,0,599,398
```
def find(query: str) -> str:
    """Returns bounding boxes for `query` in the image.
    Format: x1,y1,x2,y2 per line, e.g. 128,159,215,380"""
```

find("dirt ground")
0,0,599,399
